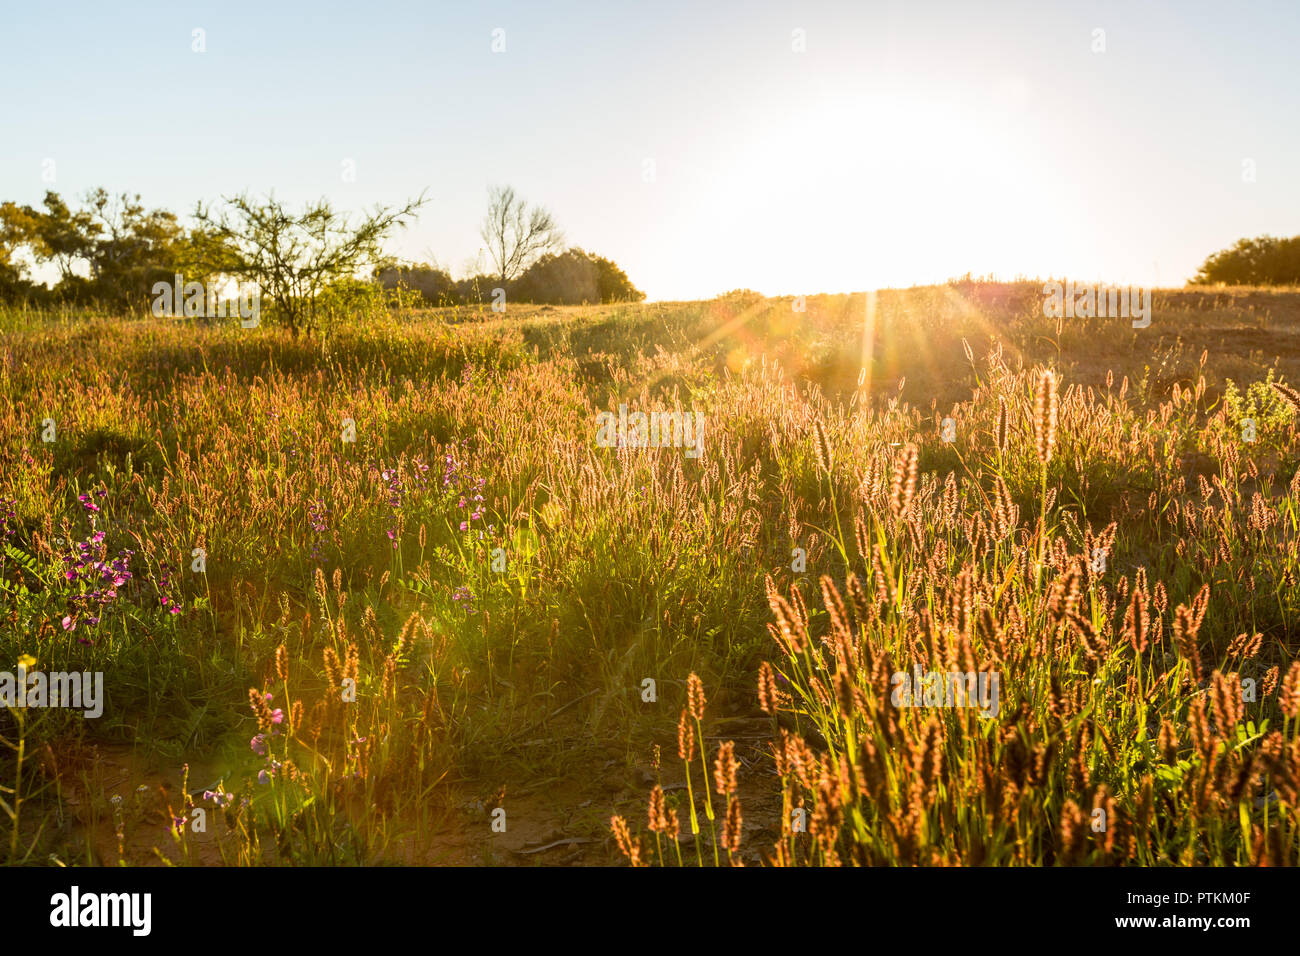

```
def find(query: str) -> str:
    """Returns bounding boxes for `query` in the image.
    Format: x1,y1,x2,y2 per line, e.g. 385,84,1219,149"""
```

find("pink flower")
61,615,75,631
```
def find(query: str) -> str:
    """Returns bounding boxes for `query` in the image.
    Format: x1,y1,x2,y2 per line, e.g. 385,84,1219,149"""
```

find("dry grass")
2,281,1298,865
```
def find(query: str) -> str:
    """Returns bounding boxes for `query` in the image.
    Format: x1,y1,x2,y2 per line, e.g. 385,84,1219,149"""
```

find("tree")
193,191,428,336
479,186,563,285
82,188,186,309
0,204,31,297
0,189,187,307
0,211,37,302
0,191,98,285
1192,235,1300,286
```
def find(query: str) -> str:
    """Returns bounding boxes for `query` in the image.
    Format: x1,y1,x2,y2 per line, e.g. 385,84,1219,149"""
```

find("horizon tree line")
0,185,644,335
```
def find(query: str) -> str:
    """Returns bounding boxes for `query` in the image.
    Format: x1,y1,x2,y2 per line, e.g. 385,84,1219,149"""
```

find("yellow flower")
17,654,37,670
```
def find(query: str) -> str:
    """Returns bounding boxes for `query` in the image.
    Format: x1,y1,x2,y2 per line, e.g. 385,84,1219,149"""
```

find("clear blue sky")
3,0,1297,300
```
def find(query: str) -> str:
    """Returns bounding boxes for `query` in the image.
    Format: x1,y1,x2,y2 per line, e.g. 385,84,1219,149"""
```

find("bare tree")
194,190,428,336
479,186,563,285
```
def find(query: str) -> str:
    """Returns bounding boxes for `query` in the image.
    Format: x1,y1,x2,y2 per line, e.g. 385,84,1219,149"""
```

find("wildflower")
451,585,475,612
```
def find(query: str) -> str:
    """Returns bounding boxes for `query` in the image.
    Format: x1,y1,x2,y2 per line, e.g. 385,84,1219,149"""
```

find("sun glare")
715,89,1068,295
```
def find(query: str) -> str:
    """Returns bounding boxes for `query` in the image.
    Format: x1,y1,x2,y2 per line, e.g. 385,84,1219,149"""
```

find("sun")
718,88,1063,295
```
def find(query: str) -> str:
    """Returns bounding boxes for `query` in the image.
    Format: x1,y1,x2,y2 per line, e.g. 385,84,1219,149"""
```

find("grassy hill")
2,282,1299,865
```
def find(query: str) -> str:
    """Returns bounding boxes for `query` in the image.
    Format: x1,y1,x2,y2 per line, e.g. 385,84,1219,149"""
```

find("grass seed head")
1033,370,1058,465
687,671,707,721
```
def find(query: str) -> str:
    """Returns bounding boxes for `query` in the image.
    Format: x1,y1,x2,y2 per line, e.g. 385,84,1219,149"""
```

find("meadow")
2,280,1300,866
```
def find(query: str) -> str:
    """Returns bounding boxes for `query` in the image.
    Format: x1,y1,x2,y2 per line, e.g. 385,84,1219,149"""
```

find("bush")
376,263,459,306
510,248,644,305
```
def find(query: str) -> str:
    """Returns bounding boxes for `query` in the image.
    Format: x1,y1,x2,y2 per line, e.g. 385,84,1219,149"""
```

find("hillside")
2,282,1299,866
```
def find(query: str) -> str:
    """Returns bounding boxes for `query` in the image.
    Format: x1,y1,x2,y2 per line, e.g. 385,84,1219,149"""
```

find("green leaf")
4,541,42,580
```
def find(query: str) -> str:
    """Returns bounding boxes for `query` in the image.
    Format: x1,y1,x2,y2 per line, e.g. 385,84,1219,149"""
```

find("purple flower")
251,734,267,756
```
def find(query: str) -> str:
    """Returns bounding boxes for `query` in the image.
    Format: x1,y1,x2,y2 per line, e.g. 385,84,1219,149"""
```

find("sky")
2,0,1298,301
